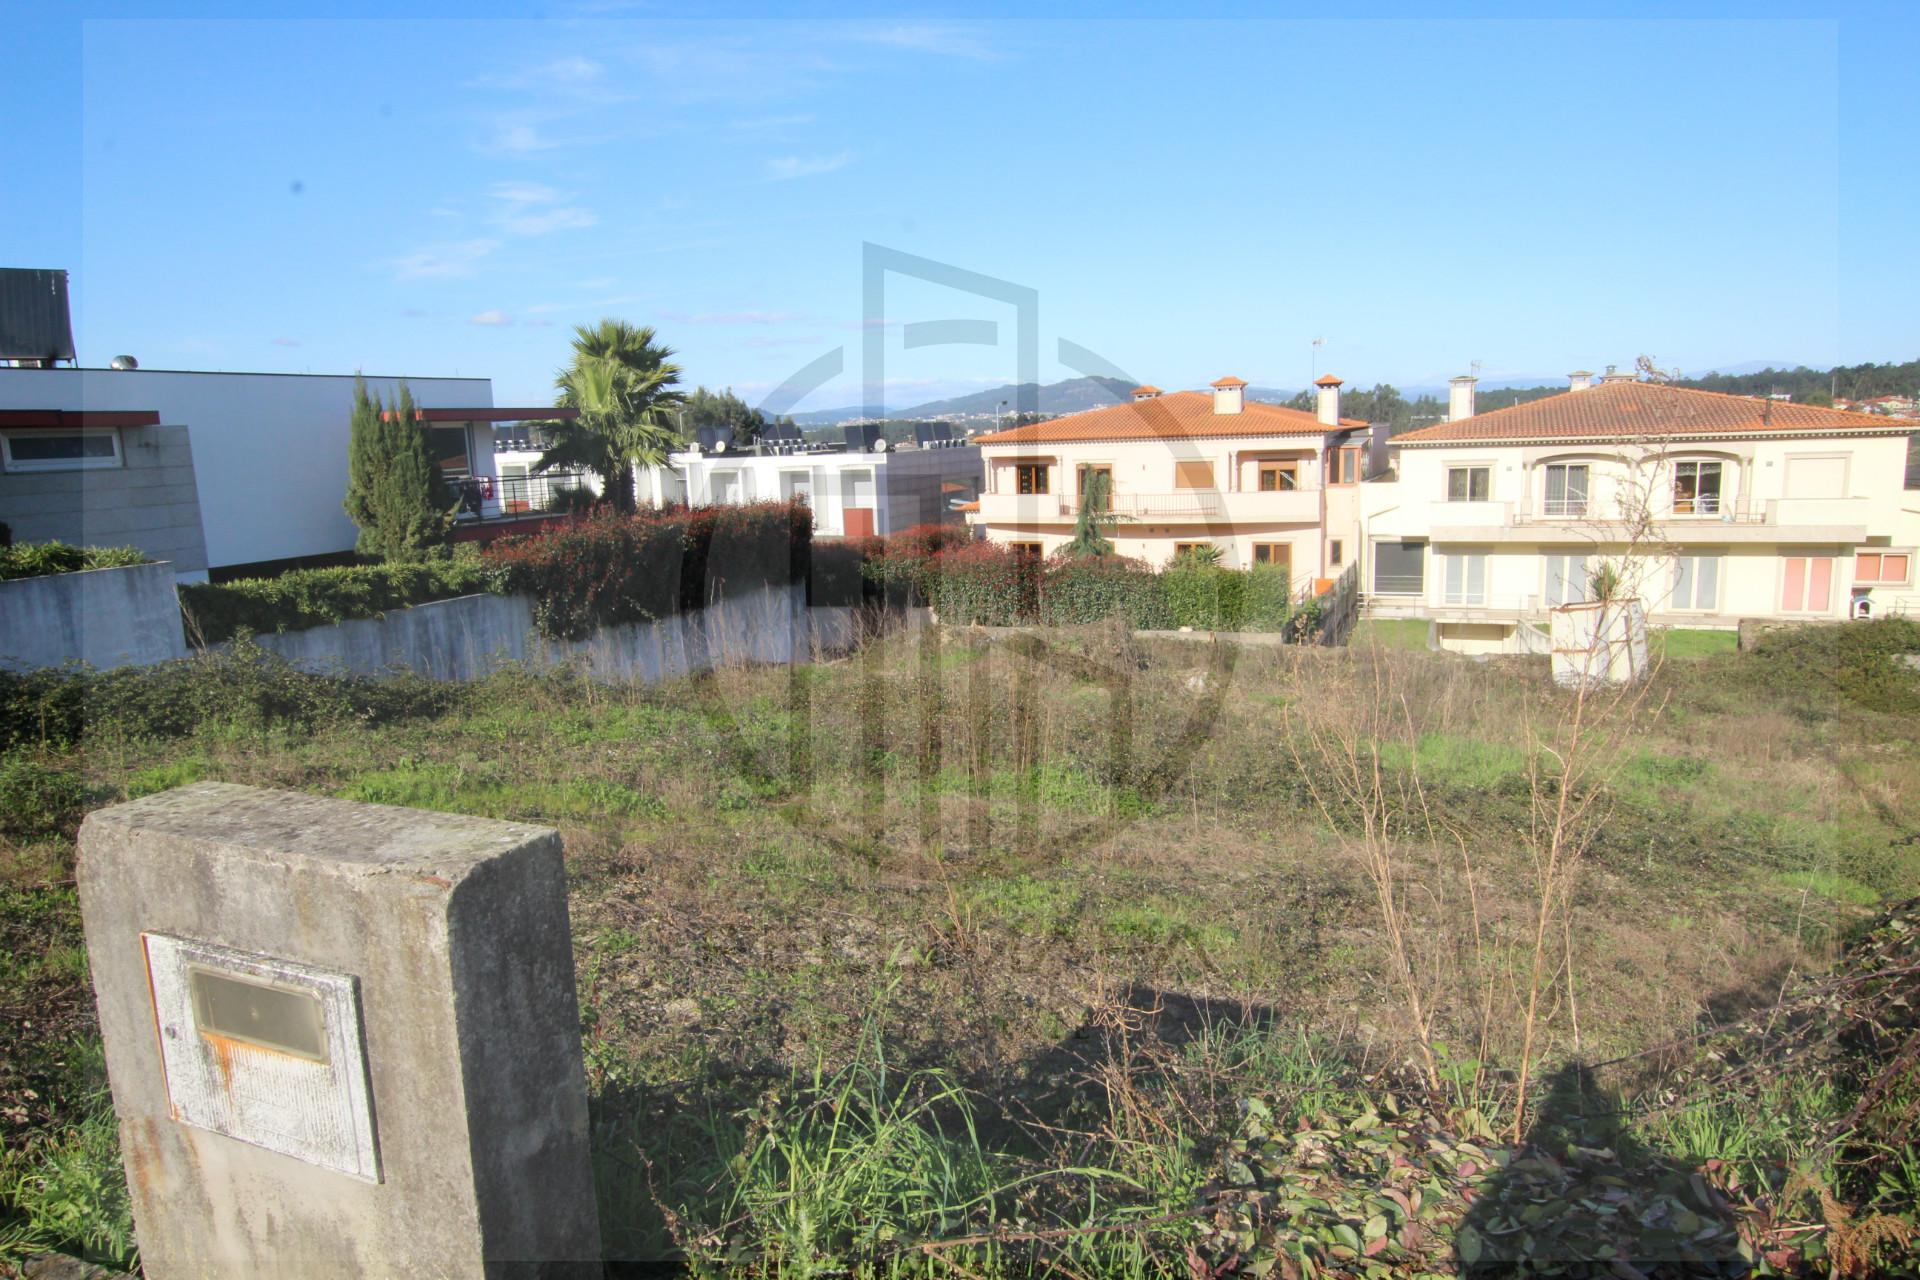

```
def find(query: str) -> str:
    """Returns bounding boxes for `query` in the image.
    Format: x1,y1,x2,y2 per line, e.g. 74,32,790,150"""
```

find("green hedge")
179,558,490,645
0,541,150,582
909,542,1298,634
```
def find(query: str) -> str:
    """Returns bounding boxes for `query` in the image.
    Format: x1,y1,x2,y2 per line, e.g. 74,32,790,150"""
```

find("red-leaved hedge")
484,501,811,639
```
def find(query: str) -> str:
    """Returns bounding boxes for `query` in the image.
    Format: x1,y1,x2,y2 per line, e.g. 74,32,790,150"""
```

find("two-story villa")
1362,372,1920,649
970,376,1383,584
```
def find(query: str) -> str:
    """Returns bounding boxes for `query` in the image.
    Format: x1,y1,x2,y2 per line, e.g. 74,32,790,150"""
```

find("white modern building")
0,364,568,578
634,438,981,537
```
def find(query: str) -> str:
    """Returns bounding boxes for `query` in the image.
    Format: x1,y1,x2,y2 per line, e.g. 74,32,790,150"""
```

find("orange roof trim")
1395,379,1916,445
974,390,1363,446
1210,376,1248,388
1313,374,1344,387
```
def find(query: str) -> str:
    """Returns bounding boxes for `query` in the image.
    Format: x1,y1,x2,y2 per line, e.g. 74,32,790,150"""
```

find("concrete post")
77,782,601,1279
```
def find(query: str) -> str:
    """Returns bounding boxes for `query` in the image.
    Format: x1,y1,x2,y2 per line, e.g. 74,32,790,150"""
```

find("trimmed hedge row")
179,558,491,645
0,541,150,582
852,532,1306,633
486,501,812,640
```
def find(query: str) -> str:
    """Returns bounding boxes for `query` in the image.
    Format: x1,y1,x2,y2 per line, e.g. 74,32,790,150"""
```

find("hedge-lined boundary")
0,541,150,582
854,529,1316,634
180,559,491,645
484,501,812,640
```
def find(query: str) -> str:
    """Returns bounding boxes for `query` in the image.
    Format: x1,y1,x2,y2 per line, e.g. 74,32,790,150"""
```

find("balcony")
1057,487,1322,525
1424,495,1872,545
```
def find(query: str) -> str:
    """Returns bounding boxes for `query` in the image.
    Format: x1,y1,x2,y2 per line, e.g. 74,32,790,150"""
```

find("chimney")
1314,373,1343,426
1210,376,1246,415
1130,384,1162,402
1567,369,1594,392
1448,374,1477,422
1598,364,1635,385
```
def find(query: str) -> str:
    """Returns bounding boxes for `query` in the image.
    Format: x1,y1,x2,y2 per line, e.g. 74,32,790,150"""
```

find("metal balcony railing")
452,470,598,522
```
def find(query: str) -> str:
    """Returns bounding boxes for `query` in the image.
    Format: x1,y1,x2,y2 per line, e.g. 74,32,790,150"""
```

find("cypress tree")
343,375,455,561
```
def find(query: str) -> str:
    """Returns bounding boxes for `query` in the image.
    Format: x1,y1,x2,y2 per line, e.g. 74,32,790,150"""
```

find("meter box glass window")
143,934,380,1181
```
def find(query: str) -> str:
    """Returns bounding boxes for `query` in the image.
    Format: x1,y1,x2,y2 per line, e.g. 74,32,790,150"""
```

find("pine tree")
343,376,454,561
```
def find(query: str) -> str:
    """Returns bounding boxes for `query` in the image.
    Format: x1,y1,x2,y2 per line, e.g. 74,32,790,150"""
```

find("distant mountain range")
790,376,1134,426
788,362,1818,426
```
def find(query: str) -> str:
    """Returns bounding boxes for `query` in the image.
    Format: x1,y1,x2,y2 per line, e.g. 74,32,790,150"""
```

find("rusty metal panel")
143,933,381,1182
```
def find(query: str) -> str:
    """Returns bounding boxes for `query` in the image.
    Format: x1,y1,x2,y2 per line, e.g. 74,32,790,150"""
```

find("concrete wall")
237,582,867,683
0,422,210,577
0,561,188,671
0,367,492,571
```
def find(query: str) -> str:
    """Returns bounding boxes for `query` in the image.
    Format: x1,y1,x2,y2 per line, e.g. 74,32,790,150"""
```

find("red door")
844,507,875,538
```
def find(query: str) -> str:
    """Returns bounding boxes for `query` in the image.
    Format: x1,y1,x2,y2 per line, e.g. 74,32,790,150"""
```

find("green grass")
1654,627,1739,659
1378,732,1529,790
1351,617,1431,651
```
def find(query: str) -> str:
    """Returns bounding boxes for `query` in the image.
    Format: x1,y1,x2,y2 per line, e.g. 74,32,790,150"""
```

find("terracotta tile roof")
1394,379,1917,445
1313,374,1344,387
973,390,1360,446
1210,376,1248,388
1130,384,1162,396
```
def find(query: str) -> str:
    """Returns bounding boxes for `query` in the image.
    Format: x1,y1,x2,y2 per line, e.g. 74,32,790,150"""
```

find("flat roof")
0,409,161,429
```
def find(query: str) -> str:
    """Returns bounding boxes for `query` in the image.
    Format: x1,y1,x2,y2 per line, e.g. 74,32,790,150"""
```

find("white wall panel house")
0,367,497,575
1361,375,1920,649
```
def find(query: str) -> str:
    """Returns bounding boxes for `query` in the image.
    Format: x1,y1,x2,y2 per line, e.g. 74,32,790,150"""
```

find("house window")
1014,463,1049,495
1252,543,1291,572
1443,552,1487,605
1781,556,1835,614
428,425,472,482
1372,540,1424,596
1543,463,1589,517
1076,464,1112,509
1009,541,1044,560
1855,551,1912,585
1446,465,1490,502
1174,460,1215,489
1257,461,1298,491
1545,554,1590,607
1330,446,1362,486
1672,555,1721,611
1174,541,1214,559
1672,460,1723,515
1784,455,1846,500
0,429,122,472
1329,539,1344,567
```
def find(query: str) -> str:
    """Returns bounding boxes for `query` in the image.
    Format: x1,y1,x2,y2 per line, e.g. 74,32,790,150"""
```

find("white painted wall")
0,368,492,569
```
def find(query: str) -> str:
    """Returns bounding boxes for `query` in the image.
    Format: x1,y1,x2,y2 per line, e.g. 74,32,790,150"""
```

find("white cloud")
490,123,556,155
471,310,512,326
390,238,502,280
766,150,851,181
488,182,597,236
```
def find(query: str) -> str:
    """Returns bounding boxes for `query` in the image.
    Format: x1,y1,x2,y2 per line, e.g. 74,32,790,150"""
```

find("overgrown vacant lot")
3,621,1917,1275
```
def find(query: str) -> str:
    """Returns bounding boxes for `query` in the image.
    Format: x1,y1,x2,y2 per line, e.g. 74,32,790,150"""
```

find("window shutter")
1175,460,1214,489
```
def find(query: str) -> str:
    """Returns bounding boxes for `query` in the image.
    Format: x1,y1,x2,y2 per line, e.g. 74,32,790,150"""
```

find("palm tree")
535,320,686,513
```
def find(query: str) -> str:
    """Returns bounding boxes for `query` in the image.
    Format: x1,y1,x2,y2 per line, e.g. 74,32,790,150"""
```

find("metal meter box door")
142,933,381,1182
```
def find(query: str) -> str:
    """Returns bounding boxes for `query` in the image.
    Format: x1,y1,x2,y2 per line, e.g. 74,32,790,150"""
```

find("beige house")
969,376,1383,586
1362,372,1920,651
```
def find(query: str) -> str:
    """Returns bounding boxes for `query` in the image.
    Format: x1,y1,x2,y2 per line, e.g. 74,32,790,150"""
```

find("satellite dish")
871,436,891,453
110,355,139,370
712,439,728,453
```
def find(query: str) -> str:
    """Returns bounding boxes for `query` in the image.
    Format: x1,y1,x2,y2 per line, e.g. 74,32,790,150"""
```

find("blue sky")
8,2,1916,411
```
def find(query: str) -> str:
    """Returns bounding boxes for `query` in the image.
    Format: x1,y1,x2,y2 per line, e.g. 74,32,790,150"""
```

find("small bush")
1745,618,1920,714
1161,562,1249,630
0,757,87,837
0,542,149,582
179,555,490,645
